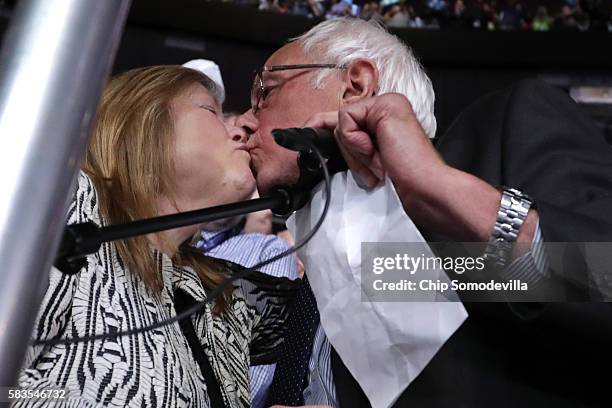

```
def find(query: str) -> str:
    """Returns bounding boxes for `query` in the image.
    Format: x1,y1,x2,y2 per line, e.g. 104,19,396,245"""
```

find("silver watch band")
483,187,533,269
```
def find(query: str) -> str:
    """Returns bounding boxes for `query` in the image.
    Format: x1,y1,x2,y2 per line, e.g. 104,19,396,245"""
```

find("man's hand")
303,94,537,243
303,94,444,191
300,109,385,189
336,93,444,190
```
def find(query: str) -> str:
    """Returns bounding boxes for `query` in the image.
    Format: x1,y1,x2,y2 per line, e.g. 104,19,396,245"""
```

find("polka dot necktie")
265,275,320,406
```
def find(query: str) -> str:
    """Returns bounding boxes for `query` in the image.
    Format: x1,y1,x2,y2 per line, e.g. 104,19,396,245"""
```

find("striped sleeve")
249,364,275,408
501,221,550,288
256,236,299,280
303,324,337,407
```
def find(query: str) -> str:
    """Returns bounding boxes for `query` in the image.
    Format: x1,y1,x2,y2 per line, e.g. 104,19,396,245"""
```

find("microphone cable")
32,143,332,347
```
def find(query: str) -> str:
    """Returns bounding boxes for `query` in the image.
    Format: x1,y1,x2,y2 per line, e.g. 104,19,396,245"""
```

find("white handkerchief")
288,172,468,408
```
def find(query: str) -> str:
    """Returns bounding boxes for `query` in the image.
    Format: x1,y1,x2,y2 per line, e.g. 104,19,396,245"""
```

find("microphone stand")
55,187,303,275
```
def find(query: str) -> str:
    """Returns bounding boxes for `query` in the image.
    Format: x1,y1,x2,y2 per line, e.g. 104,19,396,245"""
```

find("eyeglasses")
250,63,346,114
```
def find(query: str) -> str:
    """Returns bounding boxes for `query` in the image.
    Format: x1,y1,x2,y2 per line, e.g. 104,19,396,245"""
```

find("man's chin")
257,172,300,198
255,171,283,197
249,157,257,173
255,177,273,197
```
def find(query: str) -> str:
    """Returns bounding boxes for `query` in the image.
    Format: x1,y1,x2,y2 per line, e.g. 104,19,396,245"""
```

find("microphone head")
267,127,348,209
272,128,320,152
272,127,347,175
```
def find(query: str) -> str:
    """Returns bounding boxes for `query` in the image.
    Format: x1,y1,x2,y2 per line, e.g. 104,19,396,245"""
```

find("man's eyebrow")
262,71,282,81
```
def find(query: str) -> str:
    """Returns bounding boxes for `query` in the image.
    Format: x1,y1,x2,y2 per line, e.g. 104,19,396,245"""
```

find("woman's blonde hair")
84,65,230,313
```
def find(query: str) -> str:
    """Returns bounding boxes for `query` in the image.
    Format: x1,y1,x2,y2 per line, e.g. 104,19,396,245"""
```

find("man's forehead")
265,42,310,67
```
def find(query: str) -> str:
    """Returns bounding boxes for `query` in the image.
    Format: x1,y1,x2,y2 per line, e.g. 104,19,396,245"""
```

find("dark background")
1,0,611,138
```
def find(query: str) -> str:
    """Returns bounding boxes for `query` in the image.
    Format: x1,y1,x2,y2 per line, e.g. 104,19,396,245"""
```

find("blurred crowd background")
1,0,610,139
217,0,612,32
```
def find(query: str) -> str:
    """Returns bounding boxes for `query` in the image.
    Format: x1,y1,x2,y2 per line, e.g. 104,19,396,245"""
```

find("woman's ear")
341,59,379,104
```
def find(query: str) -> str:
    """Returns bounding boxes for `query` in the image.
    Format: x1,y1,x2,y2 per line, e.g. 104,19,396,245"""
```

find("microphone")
269,127,348,214
272,127,347,175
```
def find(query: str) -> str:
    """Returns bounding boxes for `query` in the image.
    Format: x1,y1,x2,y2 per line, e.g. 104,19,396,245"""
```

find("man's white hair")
292,17,437,138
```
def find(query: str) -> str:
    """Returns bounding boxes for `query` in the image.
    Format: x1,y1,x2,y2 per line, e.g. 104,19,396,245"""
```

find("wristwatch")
483,187,534,269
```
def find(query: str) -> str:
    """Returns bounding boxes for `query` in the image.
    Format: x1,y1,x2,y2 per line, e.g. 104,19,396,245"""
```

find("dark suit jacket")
332,79,612,408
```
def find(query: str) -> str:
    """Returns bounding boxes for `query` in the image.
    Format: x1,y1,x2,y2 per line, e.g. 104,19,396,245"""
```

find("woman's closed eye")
199,105,218,115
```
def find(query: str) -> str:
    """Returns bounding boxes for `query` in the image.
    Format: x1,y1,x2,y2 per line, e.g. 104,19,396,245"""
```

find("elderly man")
238,18,449,406
238,17,612,408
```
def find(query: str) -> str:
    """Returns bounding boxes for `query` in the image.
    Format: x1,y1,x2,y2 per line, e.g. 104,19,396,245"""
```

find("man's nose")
226,124,248,144
236,109,258,136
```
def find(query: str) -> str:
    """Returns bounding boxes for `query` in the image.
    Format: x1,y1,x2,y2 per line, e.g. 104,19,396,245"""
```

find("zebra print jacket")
15,172,298,408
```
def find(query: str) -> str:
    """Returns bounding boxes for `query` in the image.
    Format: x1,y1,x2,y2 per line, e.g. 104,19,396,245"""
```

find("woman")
16,66,297,407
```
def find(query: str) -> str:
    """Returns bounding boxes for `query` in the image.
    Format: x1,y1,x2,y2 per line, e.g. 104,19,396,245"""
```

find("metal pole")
0,0,131,386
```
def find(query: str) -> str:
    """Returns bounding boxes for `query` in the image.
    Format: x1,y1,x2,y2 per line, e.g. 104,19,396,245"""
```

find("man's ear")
341,59,379,104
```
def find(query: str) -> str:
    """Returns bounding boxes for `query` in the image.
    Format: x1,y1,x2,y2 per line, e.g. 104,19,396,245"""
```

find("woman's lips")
235,144,251,158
